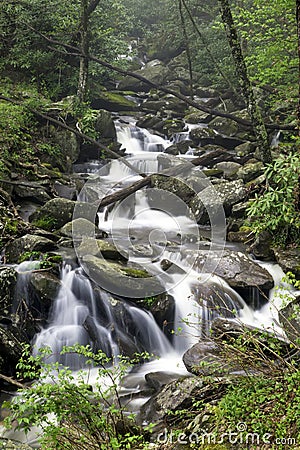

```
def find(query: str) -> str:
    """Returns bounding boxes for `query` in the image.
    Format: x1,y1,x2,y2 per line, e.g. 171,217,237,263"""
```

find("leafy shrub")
4,345,149,450
247,149,300,246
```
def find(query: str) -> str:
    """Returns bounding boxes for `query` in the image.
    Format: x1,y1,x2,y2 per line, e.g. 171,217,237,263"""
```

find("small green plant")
18,251,62,269
31,216,58,231
4,345,149,450
247,149,300,246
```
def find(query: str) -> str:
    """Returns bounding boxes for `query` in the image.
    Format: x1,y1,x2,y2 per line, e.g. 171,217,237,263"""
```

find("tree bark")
77,0,89,102
218,0,272,163
297,0,300,135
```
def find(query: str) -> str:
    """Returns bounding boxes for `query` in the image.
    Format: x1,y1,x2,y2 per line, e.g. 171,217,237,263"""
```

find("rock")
274,248,300,279
77,237,127,261
0,267,17,317
235,141,255,156
94,109,117,139
0,324,26,374
53,181,77,200
5,234,58,263
40,126,80,172
13,181,51,204
140,376,212,424
136,114,163,130
190,179,247,223
214,161,242,179
184,108,212,124
91,90,138,112
149,294,175,336
145,372,181,391
183,340,233,376
118,60,170,92
279,295,300,341
59,218,101,239
29,198,96,230
29,271,61,311
190,127,245,150
81,255,164,298
182,249,274,291
236,161,264,182
0,441,33,450
231,202,248,219
249,231,275,261
208,117,239,136
227,230,253,243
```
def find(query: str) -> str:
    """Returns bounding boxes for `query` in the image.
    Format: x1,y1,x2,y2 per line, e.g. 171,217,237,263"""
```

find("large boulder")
279,296,300,341
182,249,274,291
29,271,61,312
5,234,58,263
13,181,51,204
118,60,170,92
91,91,138,112
274,248,300,280
29,198,96,230
94,110,117,139
190,179,247,223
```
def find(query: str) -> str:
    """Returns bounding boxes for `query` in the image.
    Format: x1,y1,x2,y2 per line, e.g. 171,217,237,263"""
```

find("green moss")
122,267,150,278
32,216,58,231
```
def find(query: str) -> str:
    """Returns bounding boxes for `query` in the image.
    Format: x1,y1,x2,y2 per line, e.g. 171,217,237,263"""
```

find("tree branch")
31,27,295,132
0,95,144,176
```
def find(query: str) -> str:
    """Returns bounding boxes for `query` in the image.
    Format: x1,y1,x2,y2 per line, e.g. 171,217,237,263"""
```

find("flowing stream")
2,118,292,448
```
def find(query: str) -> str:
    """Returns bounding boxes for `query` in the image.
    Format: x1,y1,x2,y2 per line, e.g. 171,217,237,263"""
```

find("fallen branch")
31,28,296,132
97,149,231,209
0,95,144,177
0,373,26,389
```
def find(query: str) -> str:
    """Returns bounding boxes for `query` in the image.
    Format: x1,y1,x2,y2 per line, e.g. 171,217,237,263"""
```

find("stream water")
2,117,293,447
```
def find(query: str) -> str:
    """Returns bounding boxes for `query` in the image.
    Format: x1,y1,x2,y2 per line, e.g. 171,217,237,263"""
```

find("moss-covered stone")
91,90,138,112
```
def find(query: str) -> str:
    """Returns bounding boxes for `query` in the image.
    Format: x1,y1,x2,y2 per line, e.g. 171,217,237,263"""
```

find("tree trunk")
218,0,272,163
77,0,89,102
297,0,300,135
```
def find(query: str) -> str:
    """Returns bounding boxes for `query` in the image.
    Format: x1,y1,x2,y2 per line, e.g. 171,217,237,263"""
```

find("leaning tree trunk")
77,0,89,102
297,0,300,134
218,0,272,163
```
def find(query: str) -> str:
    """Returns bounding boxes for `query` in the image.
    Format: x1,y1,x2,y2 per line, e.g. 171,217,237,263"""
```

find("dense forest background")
0,1,300,449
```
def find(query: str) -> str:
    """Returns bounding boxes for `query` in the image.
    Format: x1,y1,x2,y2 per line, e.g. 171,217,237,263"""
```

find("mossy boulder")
118,60,170,92
77,237,127,261
29,271,61,311
91,90,138,112
5,234,58,264
29,198,96,230
94,109,117,139
81,255,164,298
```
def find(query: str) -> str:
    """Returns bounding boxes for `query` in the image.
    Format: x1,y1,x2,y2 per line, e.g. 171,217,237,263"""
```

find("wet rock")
0,267,17,317
190,127,244,150
279,295,300,341
81,255,164,298
59,218,101,239
208,117,239,136
77,237,127,261
184,108,212,124
235,141,256,156
91,90,138,112
214,161,242,180
274,247,300,279
139,376,216,425
236,161,264,182
5,234,58,263
183,340,232,376
149,294,175,336
118,60,170,92
29,271,61,311
183,249,274,291
136,114,163,130
53,181,77,200
190,179,247,223
145,371,181,391
29,198,96,230
231,202,248,219
13,181,51,204
94,109,117,139
227,229,253,243
0,324,26,375
249,231,275,261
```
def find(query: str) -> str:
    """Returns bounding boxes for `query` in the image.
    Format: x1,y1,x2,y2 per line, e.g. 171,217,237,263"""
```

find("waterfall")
116,121,171,154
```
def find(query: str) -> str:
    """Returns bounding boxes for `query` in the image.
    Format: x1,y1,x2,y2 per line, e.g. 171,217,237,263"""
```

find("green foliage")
213,369,300,449
5,345,149,450
31,215,58,231
0,0,131,97
247,148,300,246
18,252,62,269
